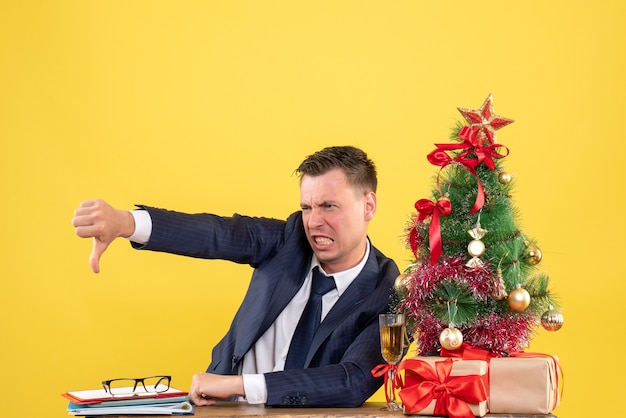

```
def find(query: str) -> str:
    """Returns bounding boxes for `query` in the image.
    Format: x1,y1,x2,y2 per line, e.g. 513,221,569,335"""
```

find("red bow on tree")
410,197,452,265
426,126,509,215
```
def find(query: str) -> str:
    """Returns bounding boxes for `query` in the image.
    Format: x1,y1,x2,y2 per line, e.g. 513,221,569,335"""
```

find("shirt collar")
310,239,371,296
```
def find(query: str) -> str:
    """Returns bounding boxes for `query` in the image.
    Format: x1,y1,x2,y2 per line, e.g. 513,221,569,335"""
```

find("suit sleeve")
131,206,291,266
264,315,384,407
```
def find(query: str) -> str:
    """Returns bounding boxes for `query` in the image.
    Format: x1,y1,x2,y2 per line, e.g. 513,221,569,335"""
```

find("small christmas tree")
396,94,564,356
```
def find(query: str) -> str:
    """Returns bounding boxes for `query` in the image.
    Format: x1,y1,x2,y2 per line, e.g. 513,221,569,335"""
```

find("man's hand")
72,199,135,273
189,373,245,406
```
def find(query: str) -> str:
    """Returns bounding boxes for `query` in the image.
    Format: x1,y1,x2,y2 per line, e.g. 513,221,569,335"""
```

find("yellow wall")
1,1,623,416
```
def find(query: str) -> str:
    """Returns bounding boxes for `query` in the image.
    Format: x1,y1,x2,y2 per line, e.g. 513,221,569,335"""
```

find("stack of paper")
62,386,193,416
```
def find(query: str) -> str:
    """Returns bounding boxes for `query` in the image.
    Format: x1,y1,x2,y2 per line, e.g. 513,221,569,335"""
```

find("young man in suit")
72,146,400,407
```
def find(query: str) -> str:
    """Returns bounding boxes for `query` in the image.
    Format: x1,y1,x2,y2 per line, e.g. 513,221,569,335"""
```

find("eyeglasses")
102,375,171,397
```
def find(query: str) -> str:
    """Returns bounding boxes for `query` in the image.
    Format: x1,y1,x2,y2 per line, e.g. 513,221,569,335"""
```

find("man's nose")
306,208,324,228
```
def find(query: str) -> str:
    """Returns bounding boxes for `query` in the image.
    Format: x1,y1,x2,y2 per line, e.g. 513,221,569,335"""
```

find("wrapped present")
488,355,561,414
439,345,562,414
396,357,488,418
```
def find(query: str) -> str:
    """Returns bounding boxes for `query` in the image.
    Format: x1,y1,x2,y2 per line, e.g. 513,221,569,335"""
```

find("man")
72,146,399,407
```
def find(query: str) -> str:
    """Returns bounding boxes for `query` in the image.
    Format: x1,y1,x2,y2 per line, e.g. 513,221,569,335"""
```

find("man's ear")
363,191,377,221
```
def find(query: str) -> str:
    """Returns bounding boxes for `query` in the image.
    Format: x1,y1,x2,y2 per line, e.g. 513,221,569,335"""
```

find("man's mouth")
314,237,333,245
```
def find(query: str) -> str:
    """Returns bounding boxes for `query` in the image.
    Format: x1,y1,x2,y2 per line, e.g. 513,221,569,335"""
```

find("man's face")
299,168,376,274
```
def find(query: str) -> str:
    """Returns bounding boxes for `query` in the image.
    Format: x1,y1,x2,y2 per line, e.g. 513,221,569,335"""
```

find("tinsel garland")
398,256,537,355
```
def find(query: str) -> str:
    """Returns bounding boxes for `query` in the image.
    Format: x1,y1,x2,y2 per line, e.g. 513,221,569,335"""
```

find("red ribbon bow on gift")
426,126,509,214
411,197,452,265
397,358,487,418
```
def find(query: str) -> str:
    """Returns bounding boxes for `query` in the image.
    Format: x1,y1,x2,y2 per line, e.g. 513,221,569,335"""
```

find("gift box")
397,357,488,418
488,355,561,414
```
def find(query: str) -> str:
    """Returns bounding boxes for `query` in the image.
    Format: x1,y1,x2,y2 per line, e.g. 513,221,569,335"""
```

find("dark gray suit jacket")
134,207,399,407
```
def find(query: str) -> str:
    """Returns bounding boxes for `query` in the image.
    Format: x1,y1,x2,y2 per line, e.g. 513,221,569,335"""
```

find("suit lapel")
233,243,312,359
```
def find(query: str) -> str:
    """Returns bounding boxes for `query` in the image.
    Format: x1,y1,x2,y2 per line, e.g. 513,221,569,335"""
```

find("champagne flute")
379,313,405,411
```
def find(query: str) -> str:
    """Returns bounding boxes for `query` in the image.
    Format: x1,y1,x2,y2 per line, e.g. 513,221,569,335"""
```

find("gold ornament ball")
541,309,564,331
508,286,531,311
524,244,543,265
467,239,485,257
439,327,464,351
498,171,512,184
394,273,409,292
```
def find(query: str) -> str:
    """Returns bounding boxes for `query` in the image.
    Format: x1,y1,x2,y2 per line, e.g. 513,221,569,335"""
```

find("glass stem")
387,367,396,404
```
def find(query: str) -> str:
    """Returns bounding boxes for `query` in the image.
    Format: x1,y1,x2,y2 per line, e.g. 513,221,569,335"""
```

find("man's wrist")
120,210,136,238
126,209,152,243
242,374,267,404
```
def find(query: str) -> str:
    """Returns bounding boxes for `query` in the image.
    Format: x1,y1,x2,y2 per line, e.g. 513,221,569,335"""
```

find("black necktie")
284,267,336,370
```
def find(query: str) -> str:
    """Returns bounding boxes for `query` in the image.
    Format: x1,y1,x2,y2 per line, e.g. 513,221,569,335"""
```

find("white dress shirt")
127,210,369,404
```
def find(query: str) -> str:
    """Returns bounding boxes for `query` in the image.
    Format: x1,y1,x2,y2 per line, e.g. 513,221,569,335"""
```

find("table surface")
112,402,556,418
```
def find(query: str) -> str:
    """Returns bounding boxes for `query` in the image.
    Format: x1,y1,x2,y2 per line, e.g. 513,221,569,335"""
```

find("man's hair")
295,146,377,194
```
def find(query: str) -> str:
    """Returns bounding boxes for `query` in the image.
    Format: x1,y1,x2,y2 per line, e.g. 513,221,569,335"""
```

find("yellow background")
1,1,623,416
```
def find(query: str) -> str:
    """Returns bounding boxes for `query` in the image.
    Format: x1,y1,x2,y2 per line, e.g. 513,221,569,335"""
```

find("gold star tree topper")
457,94,514,145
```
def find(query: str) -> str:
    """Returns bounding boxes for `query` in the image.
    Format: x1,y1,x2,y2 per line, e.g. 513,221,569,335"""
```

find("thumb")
89,238,110,274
